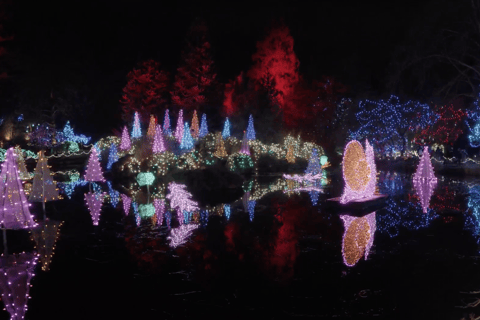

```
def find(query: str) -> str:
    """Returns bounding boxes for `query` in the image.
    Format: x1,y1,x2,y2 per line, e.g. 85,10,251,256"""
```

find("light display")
165,210,172,228
283,173,323,183
413,146,437,213
138,204,155,218
153,199,165,226
340,212,376,267
84,147,105,182
166,182,199,225
167,224,199,248
31,220,63,271
305,148,322,175
60,121,91,144
364,139,377,197
14,147,30,181
199,113,208,138
246,114,255,140
121,194,131,216
163,109,172,136
340,140,377,204
84,191,105,226
132,202,140,226
191,110,199,139
200,210,208,226
106,143,119,170
136,172,155,187
248,200,256,221
29,150,60,204
309,191,320,206
146,114,156,139
286,143,295,163
227,153,254,172
350,95,438,155
224,204,231,220
107,181,120,208
214,132,227,158
131,111,142,139
239,131,250,155
0,252,37,320
0,148,36,229
320,155,328,166
180,122,194,150
174,109,184,143
222,118,231,139
120,126,131,151
468,120,480,148
152,124,166,153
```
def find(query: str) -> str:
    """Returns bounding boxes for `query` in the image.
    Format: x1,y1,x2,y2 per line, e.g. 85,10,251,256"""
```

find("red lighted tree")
120,60,169,123
171,19,216,111
414,102,467,146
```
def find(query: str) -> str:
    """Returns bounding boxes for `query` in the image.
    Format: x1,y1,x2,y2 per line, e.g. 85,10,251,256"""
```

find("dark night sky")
4,0,468,136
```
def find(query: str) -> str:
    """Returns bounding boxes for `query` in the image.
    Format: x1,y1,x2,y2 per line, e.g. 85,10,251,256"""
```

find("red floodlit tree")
248,23,300,117
414,101,467,147
171,19,217,111
120,59,169,124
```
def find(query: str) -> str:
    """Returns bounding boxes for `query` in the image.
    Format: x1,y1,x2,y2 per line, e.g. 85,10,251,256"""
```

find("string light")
166,182,199,226
152,124,166,153
413,146,437,213
153,199,165,226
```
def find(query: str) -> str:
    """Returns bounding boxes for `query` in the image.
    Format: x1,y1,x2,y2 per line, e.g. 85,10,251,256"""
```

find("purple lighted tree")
413,146,438,213
0,252,38,320
167,224,199,248
166,182,199,225
85,192,106,226
239,131,250,155
152,124,166,153
153,198,165,226
0,148,36,230
84,147,105,183
120,126,131,151
174,109,184,143
121,194,131,216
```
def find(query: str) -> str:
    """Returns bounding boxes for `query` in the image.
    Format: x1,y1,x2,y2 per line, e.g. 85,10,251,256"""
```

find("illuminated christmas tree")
0,252,38,320
14,147,30,180
239,131,250,155
152,124,166,153
30,150,60,219
0,148,36,229
222,117,231,139
175,109,184,143
31,220,63,271
180,122,194,150
121,194,131,216
199,113,208,138
120,126,131,151
166,182,199,226
84,147,105,182
84,192,105,226
131,111,142,139
163,109,172,135
106,143,119,170
214,132,227,158
146,114,156,139
286,143,295,163
305,148,322,175
246,114,255,140
191,110,199,139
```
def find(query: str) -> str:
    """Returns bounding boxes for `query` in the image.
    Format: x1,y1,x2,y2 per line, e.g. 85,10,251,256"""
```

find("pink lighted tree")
152,124,166,153
153,198,165,226
174,110,184,143
121,194,131,216
84,147,105,182
120,126,131,151
166,182,199,225
167,224,199,248
85,192,106,226
0,252,38,320
0,148,36,230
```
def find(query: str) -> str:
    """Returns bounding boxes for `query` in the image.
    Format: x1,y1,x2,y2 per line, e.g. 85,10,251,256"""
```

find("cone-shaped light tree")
286,143,295,163
120,126,131,151
175,110,184,143
222,118,231,139
106,143,119,170
191,110,199,139
180,122,194,150
153,199,165,226
146,114,156,139
85,192,106,226
163,109,172,135
199,113,208,138
239,131,250,155
121,194,131,216
246,114,255,140
31,220,63,271
84,147,105,183
305,148,322,175
166,182,199,225
131,111,142,139
152,124,166,153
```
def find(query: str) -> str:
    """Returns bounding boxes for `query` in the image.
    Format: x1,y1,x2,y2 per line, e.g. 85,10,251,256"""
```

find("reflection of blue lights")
376,198,438,237
200,210,208,226
224,204,231,220
465,186,480,245
309,191,319,206
17,114,23,122
248,200,256,221
377,172,408,196
107,181,120,208
60,179,88,199
166,211,172,228
132,202,140,226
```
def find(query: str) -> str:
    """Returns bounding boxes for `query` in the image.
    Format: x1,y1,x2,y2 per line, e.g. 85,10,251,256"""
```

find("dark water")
2,171,480,319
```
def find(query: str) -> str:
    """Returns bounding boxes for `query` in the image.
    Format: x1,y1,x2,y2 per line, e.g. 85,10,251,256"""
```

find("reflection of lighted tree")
377,171,408,196
340,213,376,267
465,186,480,245
167,224,199,248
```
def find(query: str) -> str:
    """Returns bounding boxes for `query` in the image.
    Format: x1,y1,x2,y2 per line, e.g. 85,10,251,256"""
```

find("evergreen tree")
84,147,105,182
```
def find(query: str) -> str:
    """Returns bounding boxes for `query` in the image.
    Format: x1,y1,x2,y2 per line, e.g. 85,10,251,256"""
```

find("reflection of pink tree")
167,224,199,248
413,146,437,213
121,194,131,216
166,183,199,225
0,252,38,320
85,192,106,225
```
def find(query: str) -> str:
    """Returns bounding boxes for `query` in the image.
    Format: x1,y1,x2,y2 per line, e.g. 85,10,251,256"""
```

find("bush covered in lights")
227,152,254,174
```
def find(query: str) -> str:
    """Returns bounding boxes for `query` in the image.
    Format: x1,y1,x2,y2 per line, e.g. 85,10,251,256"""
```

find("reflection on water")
30,220,63,271
84,191,106,226
341,212,376,267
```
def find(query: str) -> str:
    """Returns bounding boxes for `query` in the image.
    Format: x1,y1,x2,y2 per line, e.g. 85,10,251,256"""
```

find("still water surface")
2,171,480,319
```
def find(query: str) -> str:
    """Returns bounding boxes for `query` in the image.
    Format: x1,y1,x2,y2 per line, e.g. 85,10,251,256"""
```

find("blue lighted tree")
246,114,255,140
106,143,118,170
180,122,194,150
199,113,208,138
222,118,231,139
469,120,480,148
163,109,172,135
467,90,480,148
350,95,437,156
131,112,142,139
305,148,322,175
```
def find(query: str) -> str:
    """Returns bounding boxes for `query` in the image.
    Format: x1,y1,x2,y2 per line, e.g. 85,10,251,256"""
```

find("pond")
2,170,480,319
